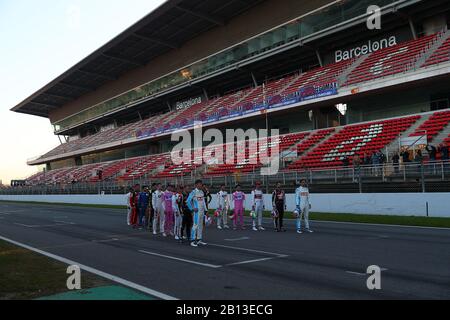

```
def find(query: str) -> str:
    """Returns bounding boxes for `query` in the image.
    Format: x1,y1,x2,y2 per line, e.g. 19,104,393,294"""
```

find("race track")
0,202,449,300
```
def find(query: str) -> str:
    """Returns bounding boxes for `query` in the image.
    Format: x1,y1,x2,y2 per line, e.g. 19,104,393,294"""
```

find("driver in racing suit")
152,183,165,236
216,184,230,230
163,185,175,237
187,180,207,247
295,179,313,234
251,181,265,231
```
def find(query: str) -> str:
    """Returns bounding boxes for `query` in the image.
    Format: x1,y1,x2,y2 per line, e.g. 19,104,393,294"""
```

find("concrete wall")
1,193,449,217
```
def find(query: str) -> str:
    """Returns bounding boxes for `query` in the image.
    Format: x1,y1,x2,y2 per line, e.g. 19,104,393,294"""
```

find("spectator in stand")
415,150,424,173
380,151,387,164
363,153,371,165
378,150,386,176
363,153,371,175
353,155,362,182
439,143,449,161
426,144,437,161
353,154,361,168
371,151,380,176
342,156,350,167
401,149,411,163
392,153,400,174
342,155,350,177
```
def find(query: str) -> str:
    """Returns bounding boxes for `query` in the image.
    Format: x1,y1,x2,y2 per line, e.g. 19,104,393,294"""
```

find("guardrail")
1,161,449,195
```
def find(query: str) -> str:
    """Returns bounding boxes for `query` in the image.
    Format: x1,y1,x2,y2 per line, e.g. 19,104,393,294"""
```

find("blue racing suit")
187,188,207,242
138,192,149,226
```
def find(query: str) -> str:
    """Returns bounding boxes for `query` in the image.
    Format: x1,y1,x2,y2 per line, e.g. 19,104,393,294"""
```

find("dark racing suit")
272,189,286,231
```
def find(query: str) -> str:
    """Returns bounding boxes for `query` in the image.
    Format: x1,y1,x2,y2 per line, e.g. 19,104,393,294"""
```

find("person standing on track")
232,185,246,230
152,183,165,236
272,182,286,232
138,186,150,230
295,179,313,234
163,185,175,237
173,186,183,241
187,180,207,247
181,185,193,242
125,187,134,226
216,184,230,230
203,185,213,211
148,183,156,230
251,181,265,231
129,188,139,229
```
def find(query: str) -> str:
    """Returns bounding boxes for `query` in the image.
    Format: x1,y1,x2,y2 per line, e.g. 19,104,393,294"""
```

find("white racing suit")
216,191,229,228
187,188,207,242
251,189,264,228
173,193,183,239
295,186,311,231
152,190,165,234
126,192,132,225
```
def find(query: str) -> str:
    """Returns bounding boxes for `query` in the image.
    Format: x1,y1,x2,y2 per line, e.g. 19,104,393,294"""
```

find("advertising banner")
401,135,428,147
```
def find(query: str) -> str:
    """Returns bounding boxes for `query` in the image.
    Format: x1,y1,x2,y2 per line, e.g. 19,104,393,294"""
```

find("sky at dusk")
0,0,165,185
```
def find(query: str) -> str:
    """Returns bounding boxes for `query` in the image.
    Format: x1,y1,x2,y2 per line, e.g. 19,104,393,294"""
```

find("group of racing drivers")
126,179,313,247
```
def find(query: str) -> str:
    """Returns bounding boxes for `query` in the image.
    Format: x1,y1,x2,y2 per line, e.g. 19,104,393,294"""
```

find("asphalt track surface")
0,202,449,300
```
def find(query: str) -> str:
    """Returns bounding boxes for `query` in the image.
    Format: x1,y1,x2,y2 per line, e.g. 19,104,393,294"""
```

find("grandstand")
8,0,450,189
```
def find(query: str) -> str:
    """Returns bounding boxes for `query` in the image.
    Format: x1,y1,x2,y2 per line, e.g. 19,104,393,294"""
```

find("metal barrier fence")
1,161,449,195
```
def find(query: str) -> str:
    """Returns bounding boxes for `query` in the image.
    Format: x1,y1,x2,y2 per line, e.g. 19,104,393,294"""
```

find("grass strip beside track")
0,240,109,300
1,200,449,228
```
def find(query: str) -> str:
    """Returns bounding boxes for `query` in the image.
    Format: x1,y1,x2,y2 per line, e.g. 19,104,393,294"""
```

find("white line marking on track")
208,243,287,257
346,268,388,276
54,221,76,225
93,238,121,243
13,223,35,228
224,237,250,242
260,217,450,231
346,271,366,276
0,235,177,300
13,222,76,228
139,250,222,269
226,255,288,267
312,219,450,231
0,210,25,215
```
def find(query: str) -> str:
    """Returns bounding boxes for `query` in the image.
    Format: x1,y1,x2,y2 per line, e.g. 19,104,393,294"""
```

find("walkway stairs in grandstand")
147,165,166,178
432,121,450,145
229,86,260,109
274,72,303,97
384,113,431,156
337,55,370,87
195,86,252,117
414,28,450,70
197,96,223,117
279,133,312,161
283,127,341,169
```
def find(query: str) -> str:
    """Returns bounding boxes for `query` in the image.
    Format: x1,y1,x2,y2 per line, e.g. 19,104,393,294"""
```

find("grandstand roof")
11,0,265,118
